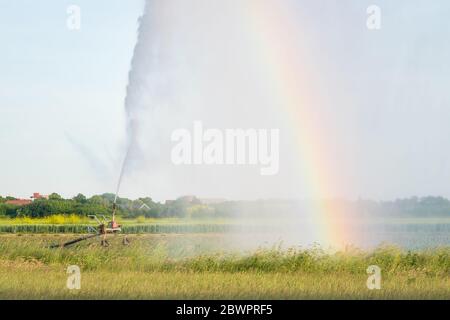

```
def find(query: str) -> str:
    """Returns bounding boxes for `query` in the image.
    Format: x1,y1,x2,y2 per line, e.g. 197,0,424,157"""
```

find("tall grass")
0,235,448,299
0,235,448,276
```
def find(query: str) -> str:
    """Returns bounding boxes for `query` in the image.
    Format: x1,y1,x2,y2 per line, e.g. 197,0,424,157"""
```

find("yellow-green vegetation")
0,215,238,234
0,234,448,299
0,215,235,234
0,215,230,225
0,215,90,225
1,215,449,226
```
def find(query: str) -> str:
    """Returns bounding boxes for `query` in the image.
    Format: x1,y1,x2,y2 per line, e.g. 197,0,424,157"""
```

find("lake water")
229,219,450,250
353,222,450,249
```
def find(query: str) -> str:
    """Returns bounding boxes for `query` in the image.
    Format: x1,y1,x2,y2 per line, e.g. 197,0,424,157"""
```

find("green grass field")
0,234,448,299
1,215,449,235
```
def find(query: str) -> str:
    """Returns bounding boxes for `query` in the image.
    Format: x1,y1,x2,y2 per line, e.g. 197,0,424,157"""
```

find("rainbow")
133,0,354,248
241,1,351,247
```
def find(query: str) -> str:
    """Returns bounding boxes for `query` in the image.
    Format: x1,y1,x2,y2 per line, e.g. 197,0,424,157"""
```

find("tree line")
0,193,212,219
0,194,449,219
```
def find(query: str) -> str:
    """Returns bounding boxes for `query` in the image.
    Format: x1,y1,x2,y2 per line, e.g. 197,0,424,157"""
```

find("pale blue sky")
1,1,450,200
0,1,144,198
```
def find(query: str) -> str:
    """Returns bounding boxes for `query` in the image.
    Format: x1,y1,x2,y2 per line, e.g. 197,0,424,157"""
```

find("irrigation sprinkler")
51,164,132,248
50,203,130,248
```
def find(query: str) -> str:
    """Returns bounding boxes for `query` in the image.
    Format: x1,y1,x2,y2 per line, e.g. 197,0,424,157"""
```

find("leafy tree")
77,203,110,216
100,193,116,204
48,193,62,200
17,200,52,217
0,203,20,217
73,193,87,204
88,195,108,206
187,205,215,218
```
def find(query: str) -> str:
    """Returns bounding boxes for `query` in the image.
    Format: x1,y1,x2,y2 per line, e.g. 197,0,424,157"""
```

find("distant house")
2,192,50,206
5,199,32,206
31,192,48,200
139,203,150,210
